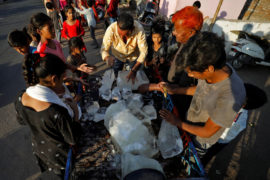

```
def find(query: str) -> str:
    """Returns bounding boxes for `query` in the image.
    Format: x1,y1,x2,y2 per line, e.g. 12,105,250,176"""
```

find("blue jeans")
113,58,137,77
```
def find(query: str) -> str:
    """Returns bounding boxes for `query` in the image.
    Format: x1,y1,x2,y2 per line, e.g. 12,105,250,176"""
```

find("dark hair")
87,0,93,7
68,37,84,53
177,32,226,72
29,13,52,42
151,17,165,36
8,28,32,48
23,53,67,86
65,5,75,14
117,13,134,30
193,1,201,9
46,2,54,10
244,83,267,110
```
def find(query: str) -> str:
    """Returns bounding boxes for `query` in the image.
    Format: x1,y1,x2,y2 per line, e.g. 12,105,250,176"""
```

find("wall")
202,19,270,53
159,0,246,20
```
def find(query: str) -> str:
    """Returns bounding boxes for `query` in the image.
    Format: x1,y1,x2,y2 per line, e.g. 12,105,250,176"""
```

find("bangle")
131,69,136,73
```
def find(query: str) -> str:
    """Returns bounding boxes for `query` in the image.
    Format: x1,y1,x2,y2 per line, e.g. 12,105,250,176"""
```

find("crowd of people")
7,0,267,179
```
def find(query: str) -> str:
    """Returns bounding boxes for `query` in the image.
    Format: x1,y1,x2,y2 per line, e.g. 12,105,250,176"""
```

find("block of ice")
100,69,115,88
142,105,157,120
112,87,121,101
105,105,158,157
86,101,100,114
117,70,149,90
129,108,152,124
99,69,115,101
126,93,144,110
157,120,183,159
122,87,132,100
104,101,127,129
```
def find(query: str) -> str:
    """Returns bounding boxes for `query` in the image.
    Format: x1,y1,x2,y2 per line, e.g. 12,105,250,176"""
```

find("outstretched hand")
126,71,137,84
78,63,95,74
159,109,182,127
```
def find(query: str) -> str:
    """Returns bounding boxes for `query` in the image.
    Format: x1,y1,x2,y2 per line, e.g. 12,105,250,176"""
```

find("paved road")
0,1,45,179
0,0,269,179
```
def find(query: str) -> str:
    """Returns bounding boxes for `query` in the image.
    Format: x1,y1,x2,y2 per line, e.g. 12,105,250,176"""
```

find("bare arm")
159,109,221,138
181,118,221,138
160,82,197,96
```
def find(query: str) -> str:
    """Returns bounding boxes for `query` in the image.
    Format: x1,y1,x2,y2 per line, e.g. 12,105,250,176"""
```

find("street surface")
0,0,269,179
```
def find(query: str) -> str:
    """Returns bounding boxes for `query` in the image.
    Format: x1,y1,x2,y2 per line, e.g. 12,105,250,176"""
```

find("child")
144,18,169,83
7,28,37,55
15,53,81,178
61,5,86,52
29,12,93,74
46,2,62,42
67,37,96,92
72,0,99,48
106,0,119,24
67,36,87,77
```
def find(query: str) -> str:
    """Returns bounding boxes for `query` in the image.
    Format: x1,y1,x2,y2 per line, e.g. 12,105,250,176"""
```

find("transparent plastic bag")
157,120,183,159
105,106,158,157
99,69,115,101
117,70,149,90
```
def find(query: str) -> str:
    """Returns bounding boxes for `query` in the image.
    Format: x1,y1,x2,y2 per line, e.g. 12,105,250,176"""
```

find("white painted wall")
202,19,270,53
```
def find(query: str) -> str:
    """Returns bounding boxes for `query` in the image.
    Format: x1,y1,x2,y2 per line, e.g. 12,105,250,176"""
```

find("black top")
146,38,167,64
14,91,80,172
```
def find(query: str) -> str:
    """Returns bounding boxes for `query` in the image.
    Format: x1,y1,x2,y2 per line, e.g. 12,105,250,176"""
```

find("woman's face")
152,33,162,45
66,9,74,20
39,21,55,40
173,19,195,44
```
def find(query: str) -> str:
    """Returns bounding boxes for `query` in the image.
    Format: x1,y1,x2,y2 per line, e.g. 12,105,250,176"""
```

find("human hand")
159,109,182,127
126,70,136,84
105,56,115,67
158,82,179,95
78,63,95,74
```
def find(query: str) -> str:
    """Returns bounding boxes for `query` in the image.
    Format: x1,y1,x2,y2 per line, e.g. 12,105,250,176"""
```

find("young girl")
15,53,81,177
72,0,99,48
67,37,96,92
144,18,169,83
61,5,87,51
29,12,93,74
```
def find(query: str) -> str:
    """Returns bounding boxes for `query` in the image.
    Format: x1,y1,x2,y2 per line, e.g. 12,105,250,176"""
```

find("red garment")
92,5,99,21
61,19,85,39
95,0,106,11
61,20,87,52
107,0,119,18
